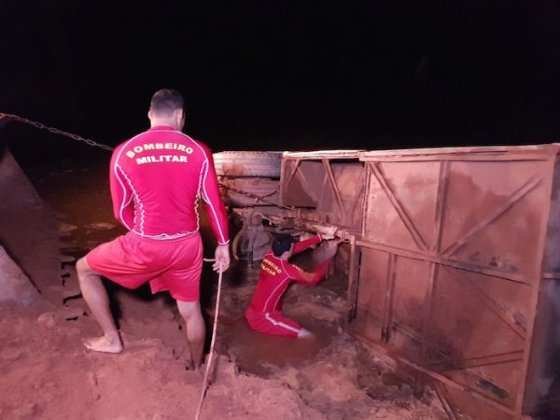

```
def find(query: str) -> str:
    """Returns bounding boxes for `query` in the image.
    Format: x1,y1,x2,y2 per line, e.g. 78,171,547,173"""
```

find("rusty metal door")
353,146,559,419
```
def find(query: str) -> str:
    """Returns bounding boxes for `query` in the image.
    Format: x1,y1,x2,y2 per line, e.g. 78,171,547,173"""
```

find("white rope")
195,260,224,420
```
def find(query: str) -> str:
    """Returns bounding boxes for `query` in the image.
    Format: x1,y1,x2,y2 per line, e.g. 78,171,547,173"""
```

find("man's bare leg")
76,257,123,353
177,300,205,369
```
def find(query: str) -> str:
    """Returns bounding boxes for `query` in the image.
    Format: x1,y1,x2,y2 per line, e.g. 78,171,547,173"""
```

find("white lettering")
134,153,189,165
129,143,194,158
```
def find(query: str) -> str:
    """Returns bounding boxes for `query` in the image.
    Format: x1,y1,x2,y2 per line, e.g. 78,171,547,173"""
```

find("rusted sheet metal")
277,145,560,419
352,145,560,419
279,152,365,231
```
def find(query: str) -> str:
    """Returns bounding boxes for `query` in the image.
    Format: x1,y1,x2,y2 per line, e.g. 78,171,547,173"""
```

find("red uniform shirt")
109,126,229,245
246,235,329,316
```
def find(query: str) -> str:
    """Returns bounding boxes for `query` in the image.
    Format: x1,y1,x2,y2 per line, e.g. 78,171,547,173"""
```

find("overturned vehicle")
215,145,560,420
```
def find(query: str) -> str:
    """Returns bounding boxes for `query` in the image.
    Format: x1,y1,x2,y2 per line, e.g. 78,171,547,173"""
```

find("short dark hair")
150,89,184,116
271,234,297,257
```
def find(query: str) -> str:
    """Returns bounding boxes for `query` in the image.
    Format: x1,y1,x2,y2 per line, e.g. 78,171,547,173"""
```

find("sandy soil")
0,280,449,420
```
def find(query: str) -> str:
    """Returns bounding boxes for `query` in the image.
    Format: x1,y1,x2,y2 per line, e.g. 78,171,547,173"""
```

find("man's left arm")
201,147,230,246
284,259,330,286
285,239,341,285
292,234,322,255
201,146,230,272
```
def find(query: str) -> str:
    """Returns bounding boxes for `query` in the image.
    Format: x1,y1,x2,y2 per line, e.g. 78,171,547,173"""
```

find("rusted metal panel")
279,151,365,231
354,145,559,419
276,145,560,419
220,143,560,418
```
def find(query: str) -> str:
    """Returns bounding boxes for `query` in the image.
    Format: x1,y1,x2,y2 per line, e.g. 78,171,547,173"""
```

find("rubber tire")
213,151,282,178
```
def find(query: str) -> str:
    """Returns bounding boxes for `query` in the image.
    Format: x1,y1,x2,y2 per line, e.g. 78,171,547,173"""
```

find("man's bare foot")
83,335,123,354
297,329,314,339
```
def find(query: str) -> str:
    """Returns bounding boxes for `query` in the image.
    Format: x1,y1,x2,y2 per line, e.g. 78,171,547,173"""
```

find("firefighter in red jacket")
245,233,340,338
76,89,230,369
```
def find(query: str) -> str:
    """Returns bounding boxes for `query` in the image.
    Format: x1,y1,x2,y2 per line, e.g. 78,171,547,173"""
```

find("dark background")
1,1,560,162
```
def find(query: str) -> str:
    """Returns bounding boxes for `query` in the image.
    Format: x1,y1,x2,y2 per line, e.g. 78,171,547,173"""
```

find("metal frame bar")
356,239,531,286
370,162,429,251
442,176,543,257
433,382,459,420
358,305,526,375
359,147,554,162
351,172,366,225
458,275,527,340
322,159,346,221
428,350,524,370
317,170,329,220
361,155,551,163
382,253,397,341
361,162,372,237
352,330,517,417
422,262,440,360
432,161,450,252
421,161,451,362
346,235,360,321
285,159,301,190
437,357,524,372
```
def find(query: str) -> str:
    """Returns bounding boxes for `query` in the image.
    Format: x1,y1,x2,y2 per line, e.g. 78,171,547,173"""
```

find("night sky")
2,1,560,161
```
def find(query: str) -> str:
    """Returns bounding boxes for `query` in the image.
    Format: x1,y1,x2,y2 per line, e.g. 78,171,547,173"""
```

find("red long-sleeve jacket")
246,235,330,315
109,125,229,245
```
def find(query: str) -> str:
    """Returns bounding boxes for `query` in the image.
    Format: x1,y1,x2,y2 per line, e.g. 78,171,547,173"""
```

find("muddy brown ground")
1,153,451,420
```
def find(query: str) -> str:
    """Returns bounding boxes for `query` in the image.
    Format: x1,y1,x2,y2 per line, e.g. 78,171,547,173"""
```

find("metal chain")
0,112,115,151
0,112,294,210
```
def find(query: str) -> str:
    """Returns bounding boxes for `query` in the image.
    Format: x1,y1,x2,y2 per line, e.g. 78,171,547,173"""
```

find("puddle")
220,317,335,377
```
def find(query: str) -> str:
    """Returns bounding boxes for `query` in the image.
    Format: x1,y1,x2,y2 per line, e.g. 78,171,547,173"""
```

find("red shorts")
86,232,203,301
245,309,303,338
